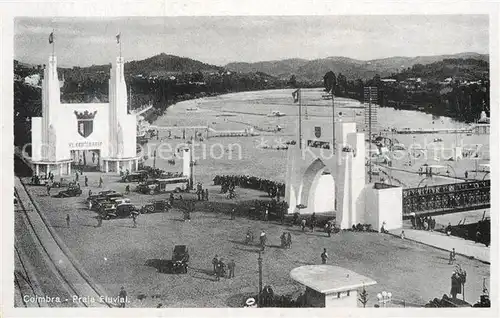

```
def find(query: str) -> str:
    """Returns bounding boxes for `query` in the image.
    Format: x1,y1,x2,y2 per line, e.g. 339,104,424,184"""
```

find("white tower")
41,55,61,160
108,56,128,158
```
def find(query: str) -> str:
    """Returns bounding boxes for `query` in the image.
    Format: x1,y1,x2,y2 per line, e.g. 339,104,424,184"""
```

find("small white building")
30,54,140,176
290,265,377,308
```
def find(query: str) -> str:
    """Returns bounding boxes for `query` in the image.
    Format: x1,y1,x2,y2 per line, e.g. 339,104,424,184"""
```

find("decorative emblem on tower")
74,110,97,138
315,126,322,138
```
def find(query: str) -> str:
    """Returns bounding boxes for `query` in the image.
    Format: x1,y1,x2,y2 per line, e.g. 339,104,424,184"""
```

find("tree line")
323,59,490,123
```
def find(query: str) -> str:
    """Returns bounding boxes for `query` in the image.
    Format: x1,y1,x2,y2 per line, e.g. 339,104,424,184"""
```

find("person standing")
96,214,102,227
326,223,332,237
264,208,269,222
125,185,130,194
46,183,51,196
84,175,88,187
98,176,103,188
118,287,127,308
450,272,461,299
260,231,267,251
287,232,292,249
212,255,219,275
88,189,92,197
205,189,209,201
301,218,307,232
230,208,236,220
321,248,328,264
66,214,70,228
227,259,235,278
132,213,137,228
310,213,317,232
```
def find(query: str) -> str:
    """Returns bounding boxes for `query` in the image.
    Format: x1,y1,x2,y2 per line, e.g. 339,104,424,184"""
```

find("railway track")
14,177,113,308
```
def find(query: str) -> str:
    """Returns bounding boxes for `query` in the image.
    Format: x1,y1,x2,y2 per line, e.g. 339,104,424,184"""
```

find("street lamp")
377,291,392,307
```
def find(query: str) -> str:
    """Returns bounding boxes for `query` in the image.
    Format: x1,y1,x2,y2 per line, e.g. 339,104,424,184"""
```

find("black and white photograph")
2,1,498,315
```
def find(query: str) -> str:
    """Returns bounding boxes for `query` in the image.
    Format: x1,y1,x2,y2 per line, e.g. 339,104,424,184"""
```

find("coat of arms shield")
74,110,97,138
314,126,321,138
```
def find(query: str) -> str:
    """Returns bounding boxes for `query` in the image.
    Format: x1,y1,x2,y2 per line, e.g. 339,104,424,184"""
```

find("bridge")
402,180,490,218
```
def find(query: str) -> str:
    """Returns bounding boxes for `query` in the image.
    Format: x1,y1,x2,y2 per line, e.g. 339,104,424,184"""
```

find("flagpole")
299,88,302,149
52,29,55,57
332,91,335,153
119,32,122,58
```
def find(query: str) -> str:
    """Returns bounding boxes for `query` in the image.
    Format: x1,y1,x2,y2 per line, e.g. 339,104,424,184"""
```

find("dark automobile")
121,170,148,183
158,245,189,274
54,185,82,198
87,190,118,202
100,203,139,219
141,200,170,214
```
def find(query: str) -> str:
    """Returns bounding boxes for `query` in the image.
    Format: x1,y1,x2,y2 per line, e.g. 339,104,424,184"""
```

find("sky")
14,15,489,67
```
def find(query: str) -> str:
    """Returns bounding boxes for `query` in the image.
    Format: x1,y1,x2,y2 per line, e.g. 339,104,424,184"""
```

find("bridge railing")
402,180,490,216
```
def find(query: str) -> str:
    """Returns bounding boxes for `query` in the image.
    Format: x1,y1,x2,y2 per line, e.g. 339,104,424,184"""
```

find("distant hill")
225,52,489,81
125,53,223,77
391,58,489,82
226,58,309,79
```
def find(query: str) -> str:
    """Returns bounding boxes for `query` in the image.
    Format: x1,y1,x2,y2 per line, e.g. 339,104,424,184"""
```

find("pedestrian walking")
321,248,328,264
301,218,307,232
118,287,127,308
46,183,51,196
227,259,235,278
125,185,130,194
212,255,219,275
66,214,70,227
450,272,461,299
98,176,103,188
260,231,267,251
310,213,317,232
75,171,79,182
326,223,332,237
264,208,269,222
84,176,88,187
132,213,137,228
88,189,92,197
286,232,292,248
448,248,456,265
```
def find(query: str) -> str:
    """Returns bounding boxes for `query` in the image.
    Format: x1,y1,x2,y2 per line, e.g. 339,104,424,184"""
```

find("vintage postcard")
1,1,498,317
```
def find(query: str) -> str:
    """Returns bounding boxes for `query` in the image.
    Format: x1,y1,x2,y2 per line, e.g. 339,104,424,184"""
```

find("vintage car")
87,190,118,202
121,170,149,183
158,245,189,274
140,200,170,214
54,185,83,198
100,203,139,219
136,178,189,195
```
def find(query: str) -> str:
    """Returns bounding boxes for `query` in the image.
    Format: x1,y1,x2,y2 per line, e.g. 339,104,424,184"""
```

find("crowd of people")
403,180,490,214
409,214,437,231
213,175,285,198
211,255,236,281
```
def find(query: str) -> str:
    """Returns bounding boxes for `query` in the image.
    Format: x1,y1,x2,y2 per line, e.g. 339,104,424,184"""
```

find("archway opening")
299,158,335,214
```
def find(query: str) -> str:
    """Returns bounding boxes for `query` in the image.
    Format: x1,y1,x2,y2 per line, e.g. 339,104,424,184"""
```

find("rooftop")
290,265,377,294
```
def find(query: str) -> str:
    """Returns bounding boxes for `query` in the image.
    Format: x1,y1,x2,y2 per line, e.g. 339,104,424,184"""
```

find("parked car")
54,185,82,198
158,245,189,274
141,200,170,214
100,203,139,219
121,170,149,183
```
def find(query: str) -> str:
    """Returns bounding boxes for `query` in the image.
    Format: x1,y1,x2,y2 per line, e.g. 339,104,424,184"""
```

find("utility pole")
368,87,373,182
153,149,157,169
331,91,335,152
258,251,263,307
298,89,302,149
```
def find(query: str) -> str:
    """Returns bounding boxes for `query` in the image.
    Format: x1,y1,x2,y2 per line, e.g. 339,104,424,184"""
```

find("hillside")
126,53,223,76
225,52,489,81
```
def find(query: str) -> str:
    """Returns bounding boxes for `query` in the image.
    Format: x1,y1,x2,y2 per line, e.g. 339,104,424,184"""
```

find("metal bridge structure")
402,180,490,219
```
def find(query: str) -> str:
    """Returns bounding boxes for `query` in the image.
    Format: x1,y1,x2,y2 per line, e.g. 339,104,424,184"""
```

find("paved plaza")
20,172,490,308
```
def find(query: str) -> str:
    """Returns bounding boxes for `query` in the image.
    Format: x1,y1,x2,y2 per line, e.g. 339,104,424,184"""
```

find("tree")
358,284,369,308
323,71,336,93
